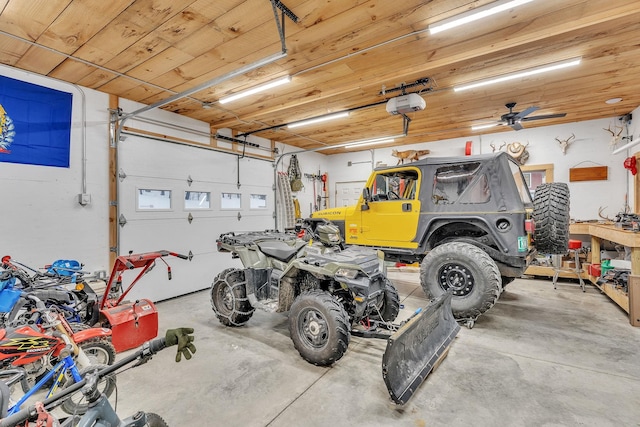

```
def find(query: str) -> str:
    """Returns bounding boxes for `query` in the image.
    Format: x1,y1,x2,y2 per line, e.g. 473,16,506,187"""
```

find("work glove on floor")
165,327,196,362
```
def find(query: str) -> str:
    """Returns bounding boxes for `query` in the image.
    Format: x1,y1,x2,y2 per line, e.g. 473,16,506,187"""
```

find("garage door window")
250,194,267,209
185,191,211,209
137,189,171,210
221,192,241,209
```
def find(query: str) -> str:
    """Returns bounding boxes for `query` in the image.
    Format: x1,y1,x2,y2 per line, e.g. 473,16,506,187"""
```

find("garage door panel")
117,136,275,301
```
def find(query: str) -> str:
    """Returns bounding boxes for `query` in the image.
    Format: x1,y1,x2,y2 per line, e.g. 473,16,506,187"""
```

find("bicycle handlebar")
0,337,168,427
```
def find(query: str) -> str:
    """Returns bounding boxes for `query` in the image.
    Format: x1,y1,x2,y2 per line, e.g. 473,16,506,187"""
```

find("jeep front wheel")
420,242,501,319
289,290,350,366
210,268,255,326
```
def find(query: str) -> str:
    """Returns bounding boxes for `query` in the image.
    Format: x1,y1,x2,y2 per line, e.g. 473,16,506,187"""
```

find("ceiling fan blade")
521,113,567,122
510,121,524,131
513,106,539,120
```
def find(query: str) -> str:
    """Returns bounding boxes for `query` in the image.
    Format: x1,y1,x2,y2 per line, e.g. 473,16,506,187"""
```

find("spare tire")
532,182,570,254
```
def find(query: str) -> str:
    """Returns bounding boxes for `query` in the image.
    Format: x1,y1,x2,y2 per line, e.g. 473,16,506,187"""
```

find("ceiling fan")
486,102,567,131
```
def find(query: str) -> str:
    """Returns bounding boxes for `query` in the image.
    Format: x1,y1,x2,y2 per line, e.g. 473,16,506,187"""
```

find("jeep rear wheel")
420,242,501,319
211,268,255,326
289,290,350,366
533,182,570,254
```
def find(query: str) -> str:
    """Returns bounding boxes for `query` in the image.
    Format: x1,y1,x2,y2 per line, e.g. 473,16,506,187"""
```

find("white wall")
325,117,639,221
0,65,110,273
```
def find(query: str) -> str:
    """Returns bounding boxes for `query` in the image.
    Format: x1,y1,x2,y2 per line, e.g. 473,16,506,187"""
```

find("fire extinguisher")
321,173,328,191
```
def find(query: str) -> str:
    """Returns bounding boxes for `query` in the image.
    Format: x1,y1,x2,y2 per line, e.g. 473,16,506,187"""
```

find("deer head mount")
489,142,506,152
506,141,530,165
604,123,624,148
555,133,576,154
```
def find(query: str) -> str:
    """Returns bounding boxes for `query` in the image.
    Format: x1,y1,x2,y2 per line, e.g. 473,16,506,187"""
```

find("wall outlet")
78,193,92,206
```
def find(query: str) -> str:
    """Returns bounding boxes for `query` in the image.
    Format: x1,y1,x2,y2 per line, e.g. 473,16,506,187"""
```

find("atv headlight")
335,268,358,279
327,233,341,242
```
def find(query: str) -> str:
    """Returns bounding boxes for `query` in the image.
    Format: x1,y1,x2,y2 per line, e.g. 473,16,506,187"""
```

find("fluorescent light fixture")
219,75,291,104
606,97,623,104
344,136,396,149
429,0,534,35
612,138,639,155
287,112,350,129
471,123,500,131
454,57,582,92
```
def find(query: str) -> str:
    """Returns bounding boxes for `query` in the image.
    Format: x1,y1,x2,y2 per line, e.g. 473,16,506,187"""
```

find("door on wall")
520,164,554,199
117,137,275,302
335,181,366,207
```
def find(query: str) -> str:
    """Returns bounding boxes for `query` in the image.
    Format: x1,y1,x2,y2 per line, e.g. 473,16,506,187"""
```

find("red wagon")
99,250,189,352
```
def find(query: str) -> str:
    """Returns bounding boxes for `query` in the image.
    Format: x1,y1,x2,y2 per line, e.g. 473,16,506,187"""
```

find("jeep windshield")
508,157,534,208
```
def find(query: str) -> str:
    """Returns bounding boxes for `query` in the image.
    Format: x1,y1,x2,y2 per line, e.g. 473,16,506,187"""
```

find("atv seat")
257,240,306,263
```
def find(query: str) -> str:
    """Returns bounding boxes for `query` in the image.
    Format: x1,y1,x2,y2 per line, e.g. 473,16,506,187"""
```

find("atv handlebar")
0,335,173,427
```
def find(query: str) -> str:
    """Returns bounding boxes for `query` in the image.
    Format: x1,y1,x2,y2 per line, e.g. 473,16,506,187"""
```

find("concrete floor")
107,272,640,427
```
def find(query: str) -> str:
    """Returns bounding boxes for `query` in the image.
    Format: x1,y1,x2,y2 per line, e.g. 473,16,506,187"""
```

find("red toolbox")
101,299,158,352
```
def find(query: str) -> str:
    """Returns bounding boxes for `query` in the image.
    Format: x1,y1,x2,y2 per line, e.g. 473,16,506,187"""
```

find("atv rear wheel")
211,268,255,326
289,290,350,366
532,182,570,254
420,242,501,319
370,279,400,322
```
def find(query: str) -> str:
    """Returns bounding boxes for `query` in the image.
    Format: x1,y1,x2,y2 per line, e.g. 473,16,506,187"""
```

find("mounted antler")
489,142,506,152
598,206,614,222
604,124,624,148
555,133,575,154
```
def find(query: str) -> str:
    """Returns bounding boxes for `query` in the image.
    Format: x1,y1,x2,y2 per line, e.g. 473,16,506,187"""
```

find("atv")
210,219,459,404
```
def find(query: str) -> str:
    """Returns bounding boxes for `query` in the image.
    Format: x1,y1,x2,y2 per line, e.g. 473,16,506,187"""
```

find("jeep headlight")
335,268,358,279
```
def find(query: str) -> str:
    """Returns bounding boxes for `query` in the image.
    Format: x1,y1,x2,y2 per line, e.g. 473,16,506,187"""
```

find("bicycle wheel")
145,413,169,426
61,364,116,415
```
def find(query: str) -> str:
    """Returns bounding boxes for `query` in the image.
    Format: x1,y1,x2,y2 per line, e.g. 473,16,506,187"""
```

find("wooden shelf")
565,223,639,325
524,265,589,279
592,280,629,313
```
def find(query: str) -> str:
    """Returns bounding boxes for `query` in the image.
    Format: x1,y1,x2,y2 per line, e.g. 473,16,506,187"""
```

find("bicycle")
0,328,195,427
0,295,116,415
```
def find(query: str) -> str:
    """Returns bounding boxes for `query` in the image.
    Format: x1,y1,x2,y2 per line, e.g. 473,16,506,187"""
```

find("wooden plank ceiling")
1,0,639,154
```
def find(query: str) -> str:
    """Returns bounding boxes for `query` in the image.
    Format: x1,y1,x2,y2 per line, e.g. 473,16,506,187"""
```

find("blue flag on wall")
0,75,72,168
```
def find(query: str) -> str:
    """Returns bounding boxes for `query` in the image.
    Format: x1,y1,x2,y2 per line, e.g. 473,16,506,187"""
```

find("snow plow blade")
382,292,459,404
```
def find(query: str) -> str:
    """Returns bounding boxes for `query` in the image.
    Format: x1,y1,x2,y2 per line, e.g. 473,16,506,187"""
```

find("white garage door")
335,181,366,207
117,136,274,302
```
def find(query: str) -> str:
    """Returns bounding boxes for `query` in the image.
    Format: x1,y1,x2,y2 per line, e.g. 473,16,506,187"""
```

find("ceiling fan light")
287,112,350,129
454,57,582,92
219,75,292,104
429,0,534,35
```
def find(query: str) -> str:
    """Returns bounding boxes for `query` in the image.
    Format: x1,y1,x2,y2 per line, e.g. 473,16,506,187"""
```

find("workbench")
560,223,639,326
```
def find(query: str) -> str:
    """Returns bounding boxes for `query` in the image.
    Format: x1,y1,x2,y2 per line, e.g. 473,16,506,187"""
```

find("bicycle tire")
61,364,116,415
145,413,169,426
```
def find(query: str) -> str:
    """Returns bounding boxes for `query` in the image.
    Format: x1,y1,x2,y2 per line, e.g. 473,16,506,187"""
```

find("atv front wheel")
211,268,255,326
370,279,400,322
420,242,501,319
289,290,350,366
